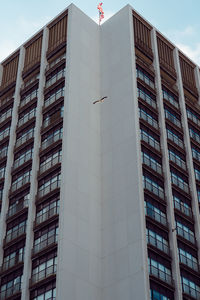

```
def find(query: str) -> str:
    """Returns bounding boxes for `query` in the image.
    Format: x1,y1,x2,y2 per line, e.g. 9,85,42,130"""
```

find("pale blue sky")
1,0,200,64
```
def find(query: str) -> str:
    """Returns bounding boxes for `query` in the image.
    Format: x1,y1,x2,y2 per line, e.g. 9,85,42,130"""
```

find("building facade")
0,3,200,300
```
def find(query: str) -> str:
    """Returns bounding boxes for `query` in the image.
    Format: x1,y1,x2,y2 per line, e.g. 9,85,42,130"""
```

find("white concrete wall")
100,5,149,300
56,4,102,300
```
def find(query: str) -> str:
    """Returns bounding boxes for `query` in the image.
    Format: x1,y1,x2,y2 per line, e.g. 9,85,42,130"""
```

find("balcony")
0,282,21,300
182,283,200,299
149,264,172,285
13,151,33,170
137,69,155,89
38,180,61,198
140,131,160,152
35,205,59,225
174,199,192,218
187,109,200,127
165,110,181,128
167,130,184,148
7,198,29,218
33,234,58,254
11,174,30,193
138,88,156,109
31,264,57,284
5,224,26,243
2,252,24,272
179,252,198,272
143,178,164,199
0,128,10,142
44,88,64,109
20,89,38,109
41,131,63,151
45,68,65,89
145,206,167,226
169,151,186,170
176,225,195,244
147,234,169,254
171,174,189,194
21,74,39,90
15,129,34,148
0,95,14,109
163,90,179,109
142,154,162,175
0,108,12,124
39,154,62,175
139,109,159,130
0,147,8,160
18,108,36,128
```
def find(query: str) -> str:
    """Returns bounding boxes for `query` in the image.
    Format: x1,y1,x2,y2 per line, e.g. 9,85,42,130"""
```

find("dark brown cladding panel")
179,53,198,96
157,34,176,77
1,52,19,89
133,11,153,59
23,33,43,74
48,12,68,54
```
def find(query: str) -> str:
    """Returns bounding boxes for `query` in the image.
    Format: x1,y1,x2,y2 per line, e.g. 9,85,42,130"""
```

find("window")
171,172,189,193
32,252,57,284
176,221,195,244
0,107,12,123
182,276,200,299
0,144,8,159
46,52,66,71
6,219,27,243
7,192,30,218
0,165,6,180
145,202,167,225
20,88,38,108
38,173,61,197
15,127,34,148
168,149,186,170
41,127,63,150
187,108,200,127
143,176,164,199
22,73,39,89
0,126,10,141
0,274,22,299
140,129,160,151
30,281,56,300
150,288,171,300
13,147,33,169
192,148,200,162
167,129,183,148
189,128,200,144
195,168,200,182
46,67,65,88
11,169,31,192
173,195,192,217
44,85,64,108
2,244,25,271
136,66,155,89
179,248,198,271
137,87,156,109
162,88,179,109
36,198,60,225
142,152,162,174
148,257,172,284
18,107,36,127
139,108,158,129
33,223,58,254
164,108,181,128
146,228,169,254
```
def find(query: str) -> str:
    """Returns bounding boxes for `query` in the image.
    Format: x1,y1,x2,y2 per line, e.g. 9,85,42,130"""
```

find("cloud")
177,42,200,65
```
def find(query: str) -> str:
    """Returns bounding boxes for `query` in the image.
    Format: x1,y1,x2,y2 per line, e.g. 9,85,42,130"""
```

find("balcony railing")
11,174,30,192
41,131,63,151
5,224,26,243
149,264,172,285
0,128,10,142
0,147,8,159
176,226,195,244
38,180,61,198
137,69,155,89
140,131,160,152
182,283,200,299
0,108,12,123
138,89,156,109
165,110,181,128
139,109,158,130
2,253,24,271
15,130,34,148
33,234,58,254
0,282,21,300
13,151,32,170
179,252,198,272
20,89,38,108
147,234,169,254
18,108,36,128
7,199,29,218
143,178,164,199
163,90,179,109
39,154,62,174
0,95,14,109
167,130,184,148
174,199,192,218
45,69,65,89
171,175,189,193
169,151,186,170
44,88,64,109
145,206,167,226
46,53,65,71
187,110,200,127
21,74,39,90
142,155,162,174
36,205,59,225
31,264,57,284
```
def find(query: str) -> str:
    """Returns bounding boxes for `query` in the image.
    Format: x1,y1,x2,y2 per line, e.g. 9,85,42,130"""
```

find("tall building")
0,3,200,300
